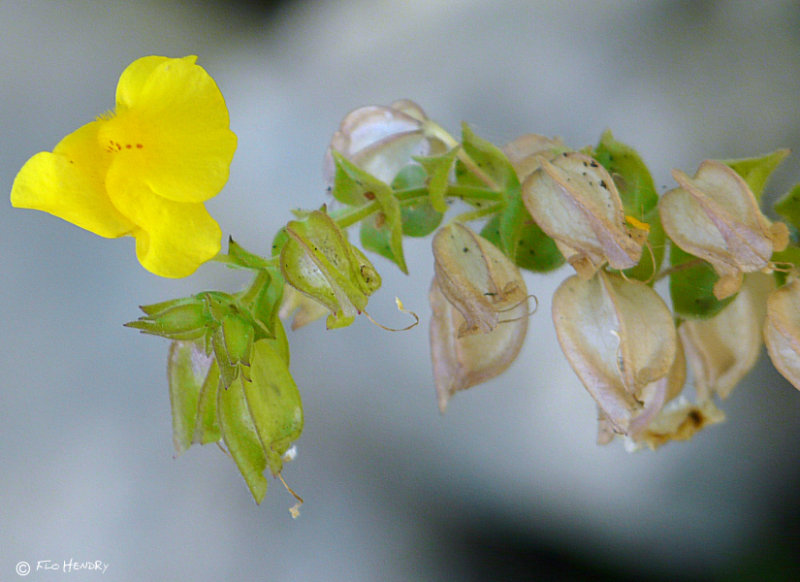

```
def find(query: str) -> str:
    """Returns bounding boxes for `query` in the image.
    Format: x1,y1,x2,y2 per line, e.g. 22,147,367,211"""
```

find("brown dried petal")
680,272,774,400
429,277,528,413
659,160,787,299
552,271,677,435
432,223,527,336
764,278,800,391
522,152,643,278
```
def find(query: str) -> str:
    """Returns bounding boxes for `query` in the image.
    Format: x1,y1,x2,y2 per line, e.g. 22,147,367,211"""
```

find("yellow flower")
10,55,237,277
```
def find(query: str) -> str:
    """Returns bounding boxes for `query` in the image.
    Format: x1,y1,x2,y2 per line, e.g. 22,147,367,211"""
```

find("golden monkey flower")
11,55,237,278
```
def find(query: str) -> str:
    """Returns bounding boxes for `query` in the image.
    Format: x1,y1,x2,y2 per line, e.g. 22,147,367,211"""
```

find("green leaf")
722,148,790,201
241,339,303,476
413,147,459,213
774,183,800,231
331,151,407,273
481,213,564,273
669,242,735,319
392,164,444,237
593,130,664,281
459,123,525,259
218,374,269,504
168,340,210,455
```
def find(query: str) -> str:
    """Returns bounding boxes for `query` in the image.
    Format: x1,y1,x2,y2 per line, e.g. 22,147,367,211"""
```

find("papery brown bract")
659,160,789,299
522,152,645,278
627,396,725,451
552,271,678,437
680,273,774,400
764,278,800,391
432,223,527,336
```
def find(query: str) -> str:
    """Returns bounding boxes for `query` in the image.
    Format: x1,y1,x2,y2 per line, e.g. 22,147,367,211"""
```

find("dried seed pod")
659,160,789,299
680,273,774,400
627,397,725,451
429,278,528,413
552,271,677,436
764,278,800,391
323,100,446,185
502,134,567,183
432,223,528,336
522,152,645,278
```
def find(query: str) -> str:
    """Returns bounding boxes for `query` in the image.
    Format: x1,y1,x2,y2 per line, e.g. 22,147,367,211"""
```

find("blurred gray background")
3,1,800,580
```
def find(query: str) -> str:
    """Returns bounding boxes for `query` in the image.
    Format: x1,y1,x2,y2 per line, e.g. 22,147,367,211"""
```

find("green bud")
126,297,211,340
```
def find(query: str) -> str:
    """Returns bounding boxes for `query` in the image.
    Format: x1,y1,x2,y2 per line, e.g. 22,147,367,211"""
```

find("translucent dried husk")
626,396,726,451
764,278,800,391
522,152,645,278
552,271,677,436
680,273,774,400
659,160,789,299
429,278,529,412
323,99,446,185
432,223,528,336
502,134,567,183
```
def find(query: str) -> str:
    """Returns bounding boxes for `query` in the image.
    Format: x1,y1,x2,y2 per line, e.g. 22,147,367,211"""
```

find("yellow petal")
10,121,134,238
109,178,221,277
101,56,237,204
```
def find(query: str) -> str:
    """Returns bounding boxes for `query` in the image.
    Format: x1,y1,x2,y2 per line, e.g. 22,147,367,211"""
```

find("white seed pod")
659,160,788,299
522,152,645,279
552,271,677,436
764,278,800,391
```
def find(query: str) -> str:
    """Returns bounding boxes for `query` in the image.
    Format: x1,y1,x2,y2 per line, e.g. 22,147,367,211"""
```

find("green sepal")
593,130,664,281
281,209,381,329
668,242,735,319
774,183,800,232
721,148,790,201
226,237,272,270
193,359,222,445
480,212,564,272
459,123,525,259
237,268,284,341
212,314,255,388
771,245,800,287
241,339,303,476
218,373,269,504
391,164,443,237
331,151,407,273
413,147,459,213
